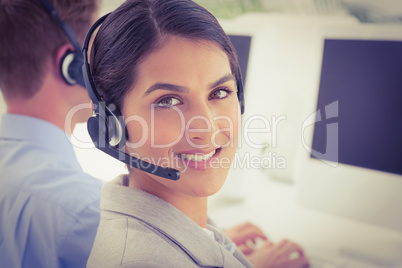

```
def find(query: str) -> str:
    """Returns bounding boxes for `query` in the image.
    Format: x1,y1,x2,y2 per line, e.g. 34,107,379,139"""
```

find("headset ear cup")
237,72,245,115
60,51,76,85
60,50,85,86
105,106,127,148
88,103,128,150
87,115,107,148
68,53,85,87
107,114,124,148
237,88,244,114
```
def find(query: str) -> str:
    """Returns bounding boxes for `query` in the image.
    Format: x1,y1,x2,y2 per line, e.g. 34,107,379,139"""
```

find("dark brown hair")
0,0,99,100
90,0,240,111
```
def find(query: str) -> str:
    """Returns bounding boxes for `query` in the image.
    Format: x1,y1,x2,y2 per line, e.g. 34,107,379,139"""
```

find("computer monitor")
228,35,252,87
295,24,402,233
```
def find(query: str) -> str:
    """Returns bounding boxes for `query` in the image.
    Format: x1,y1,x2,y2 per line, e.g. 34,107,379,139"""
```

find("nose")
185,103,217,148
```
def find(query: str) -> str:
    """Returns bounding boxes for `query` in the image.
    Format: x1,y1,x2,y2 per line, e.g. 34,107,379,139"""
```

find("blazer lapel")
101,176,249,267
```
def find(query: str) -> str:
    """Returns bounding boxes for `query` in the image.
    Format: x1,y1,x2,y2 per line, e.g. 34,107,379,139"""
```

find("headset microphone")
82,14,181,181
85,110,181,180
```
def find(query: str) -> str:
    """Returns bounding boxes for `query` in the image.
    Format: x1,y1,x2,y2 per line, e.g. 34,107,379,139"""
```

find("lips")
174,147,224,170
177,149,217,162
177,150,216,162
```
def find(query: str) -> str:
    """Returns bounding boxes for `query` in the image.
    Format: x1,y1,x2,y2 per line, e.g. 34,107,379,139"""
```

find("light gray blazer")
87,176,254,268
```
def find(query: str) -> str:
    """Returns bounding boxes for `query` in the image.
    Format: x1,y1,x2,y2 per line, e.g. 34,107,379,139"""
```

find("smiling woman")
122,36,239,200
86,0,247,265
85,1,308,267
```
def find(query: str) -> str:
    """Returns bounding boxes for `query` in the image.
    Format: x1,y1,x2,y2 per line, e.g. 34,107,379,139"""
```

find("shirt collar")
101,175,227,267
0,114,79,166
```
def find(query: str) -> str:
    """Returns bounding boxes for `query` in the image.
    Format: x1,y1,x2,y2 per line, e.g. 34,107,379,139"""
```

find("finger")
244,236,272,251
264,239,274,247
291,255,310,268
226,222,254,233
228,230,268,245
276,239,303,252
237,244,254,255
237,222,257,231
239,222,268,238
276,239,291,249
241,229,268,243
276,240,305,259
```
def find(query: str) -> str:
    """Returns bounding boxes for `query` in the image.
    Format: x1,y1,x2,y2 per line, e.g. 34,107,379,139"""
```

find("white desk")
208,168,402,267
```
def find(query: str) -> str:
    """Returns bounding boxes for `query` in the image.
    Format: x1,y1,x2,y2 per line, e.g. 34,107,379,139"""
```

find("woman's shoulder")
88,214,200,267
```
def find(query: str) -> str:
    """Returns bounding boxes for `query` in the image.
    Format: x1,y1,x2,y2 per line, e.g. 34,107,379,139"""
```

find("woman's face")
123,36,240,199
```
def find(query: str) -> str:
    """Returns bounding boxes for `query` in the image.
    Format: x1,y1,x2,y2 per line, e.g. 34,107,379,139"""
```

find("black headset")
40,1,244,181
38,0,85,87
82,14,181,180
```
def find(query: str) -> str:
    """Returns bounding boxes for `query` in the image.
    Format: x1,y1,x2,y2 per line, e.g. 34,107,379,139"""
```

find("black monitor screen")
312,39,402,176
228,35,252,88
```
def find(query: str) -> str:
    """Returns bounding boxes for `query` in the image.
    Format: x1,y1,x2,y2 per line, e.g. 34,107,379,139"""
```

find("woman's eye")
209,88,232,100
154,96,182,108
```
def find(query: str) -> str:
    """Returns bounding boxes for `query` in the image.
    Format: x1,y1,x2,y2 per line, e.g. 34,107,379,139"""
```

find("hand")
224,222,268,254
246,239,310,268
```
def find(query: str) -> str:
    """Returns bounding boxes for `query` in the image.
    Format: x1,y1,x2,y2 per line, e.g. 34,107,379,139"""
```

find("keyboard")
308,252,401,268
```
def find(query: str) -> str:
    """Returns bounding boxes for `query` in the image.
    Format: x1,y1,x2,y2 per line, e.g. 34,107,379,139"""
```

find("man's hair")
0,0,99,100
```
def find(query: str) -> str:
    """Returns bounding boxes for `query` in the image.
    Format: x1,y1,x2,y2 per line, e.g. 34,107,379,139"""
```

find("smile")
177,150,217,162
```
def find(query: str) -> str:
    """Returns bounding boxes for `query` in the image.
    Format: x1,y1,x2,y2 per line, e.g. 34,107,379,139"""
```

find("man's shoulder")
0,143,103,216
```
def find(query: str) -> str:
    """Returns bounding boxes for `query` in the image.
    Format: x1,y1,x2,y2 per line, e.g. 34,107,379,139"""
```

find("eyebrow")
208,73,236,89
143,73,236,96
143,83,188,96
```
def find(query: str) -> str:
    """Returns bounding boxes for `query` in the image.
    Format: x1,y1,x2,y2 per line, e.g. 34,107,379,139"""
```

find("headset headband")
83,13,245,114
82,13,110,108
38,0,82,53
